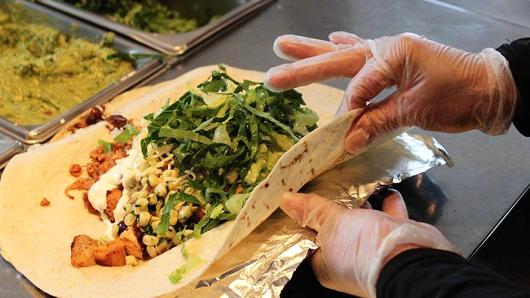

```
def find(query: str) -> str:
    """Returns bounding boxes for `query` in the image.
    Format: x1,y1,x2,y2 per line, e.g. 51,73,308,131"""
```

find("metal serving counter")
1,0,529,296
37,0,275,55
153,0,530,258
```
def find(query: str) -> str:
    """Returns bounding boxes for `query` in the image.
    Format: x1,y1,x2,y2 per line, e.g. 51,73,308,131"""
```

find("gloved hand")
265,32,518,153
281,190,454,298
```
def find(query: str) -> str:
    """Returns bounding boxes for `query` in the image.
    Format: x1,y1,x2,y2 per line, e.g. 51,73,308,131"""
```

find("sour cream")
87,132,144,228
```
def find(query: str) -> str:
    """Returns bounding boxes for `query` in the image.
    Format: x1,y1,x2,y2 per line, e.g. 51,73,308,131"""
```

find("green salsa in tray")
36,0,275,55
0,8,134,126
0,0,165,143
62,0,201,34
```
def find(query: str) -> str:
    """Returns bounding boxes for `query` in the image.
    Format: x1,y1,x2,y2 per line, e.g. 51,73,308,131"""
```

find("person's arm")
278,190,456,297
497,38,530,136
378,248,530,298
278,190,530,298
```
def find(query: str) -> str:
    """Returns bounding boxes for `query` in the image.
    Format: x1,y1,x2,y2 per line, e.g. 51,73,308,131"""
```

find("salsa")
0,8,134,126
63,0,200,34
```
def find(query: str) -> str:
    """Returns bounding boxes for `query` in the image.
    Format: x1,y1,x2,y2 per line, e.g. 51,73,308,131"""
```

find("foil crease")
173,132,452,297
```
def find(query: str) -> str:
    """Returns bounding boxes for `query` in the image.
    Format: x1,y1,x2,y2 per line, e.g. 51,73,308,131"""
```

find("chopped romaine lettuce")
156,192,201,236
141,66,318,238
168,252,203,284
209,204,224,219
114,124,139,143
225,193,250,215
98,140,113,153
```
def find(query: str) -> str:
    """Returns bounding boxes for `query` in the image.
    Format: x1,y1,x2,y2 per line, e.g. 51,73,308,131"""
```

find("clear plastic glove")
265,32,518,153
281,190,454,298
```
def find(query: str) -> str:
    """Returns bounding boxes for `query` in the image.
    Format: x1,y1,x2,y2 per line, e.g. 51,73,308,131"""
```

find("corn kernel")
142,235,159,246
125,255,139,266
147,193,158,205
157,240,169,254
151,220,160,230
111,224,119,238
133,205,145,216
124,203,133,213
124,213,136,226
259,143,268,153
156,201,163,214
148,174,161,187
179,205,193,223
182,229,194,237
131,190,147,201
163,169,179,178
146,245,157,258
154,183,167,197
168,181,181,191
173,201,185,211
169,210,179,226
165,227,176,240
135,197,149,208
138,211,151,227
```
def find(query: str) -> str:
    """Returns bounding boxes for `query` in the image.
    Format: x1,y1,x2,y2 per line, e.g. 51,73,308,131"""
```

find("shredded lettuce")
159,126,212,145
212,124,231,145
141,66,318,237
168,250,203,284
209,204,224,219
225,193,250,215
156,192,201,236
244,159,264,185
292,109,319,135
114,124,139,143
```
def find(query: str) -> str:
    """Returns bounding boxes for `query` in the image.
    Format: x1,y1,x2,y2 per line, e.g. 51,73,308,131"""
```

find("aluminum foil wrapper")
173,132,452,297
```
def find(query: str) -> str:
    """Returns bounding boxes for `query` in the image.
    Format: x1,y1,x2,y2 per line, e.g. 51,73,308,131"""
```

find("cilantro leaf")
98,140,113,153
114,124,139,143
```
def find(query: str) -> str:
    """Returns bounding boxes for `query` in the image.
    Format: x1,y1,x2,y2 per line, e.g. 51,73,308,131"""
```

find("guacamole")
0,8,134,126
64,0,199,34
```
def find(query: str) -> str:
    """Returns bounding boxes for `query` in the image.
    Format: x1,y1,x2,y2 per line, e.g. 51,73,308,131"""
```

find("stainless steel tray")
36,0,275,55
0,134,24,170
0,0,167,144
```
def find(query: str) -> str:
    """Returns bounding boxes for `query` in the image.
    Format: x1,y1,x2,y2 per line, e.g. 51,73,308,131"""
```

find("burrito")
0,65,360,297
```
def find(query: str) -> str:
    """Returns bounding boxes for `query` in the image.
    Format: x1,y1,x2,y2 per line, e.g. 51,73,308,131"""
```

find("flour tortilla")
0,65,360,298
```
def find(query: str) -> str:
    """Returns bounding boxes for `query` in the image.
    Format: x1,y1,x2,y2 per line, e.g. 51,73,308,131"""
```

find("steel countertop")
2,0,530,296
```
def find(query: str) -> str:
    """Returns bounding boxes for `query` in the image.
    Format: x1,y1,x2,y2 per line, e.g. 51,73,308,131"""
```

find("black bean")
86,106,104,125
106,114,128,128
117,221,127,235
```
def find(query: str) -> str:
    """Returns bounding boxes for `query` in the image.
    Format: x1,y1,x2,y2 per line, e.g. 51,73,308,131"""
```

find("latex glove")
265,32,518,153
281,190,454,298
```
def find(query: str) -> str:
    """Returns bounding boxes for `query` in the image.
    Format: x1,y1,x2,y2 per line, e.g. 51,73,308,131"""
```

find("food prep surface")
1,0,530,296
0,134,23,169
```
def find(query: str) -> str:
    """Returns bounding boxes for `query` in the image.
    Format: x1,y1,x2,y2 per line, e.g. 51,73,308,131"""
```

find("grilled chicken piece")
120,227,143,259
71,235,98,267
105,188,122,222
94,239,126,266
